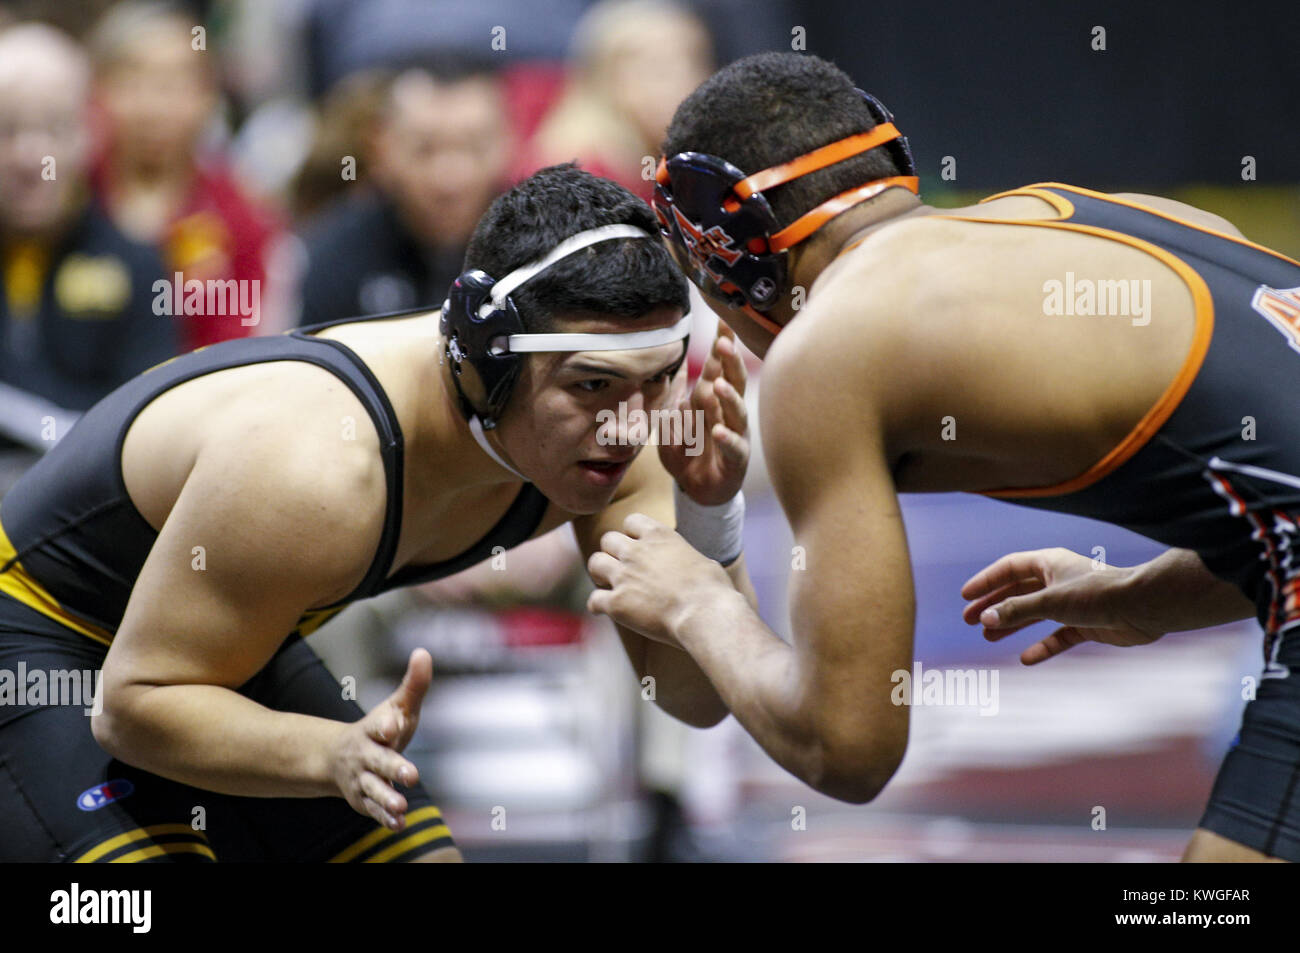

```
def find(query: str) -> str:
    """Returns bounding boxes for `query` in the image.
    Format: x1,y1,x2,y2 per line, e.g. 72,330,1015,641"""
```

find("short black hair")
464,163,689,332
662,52,903,228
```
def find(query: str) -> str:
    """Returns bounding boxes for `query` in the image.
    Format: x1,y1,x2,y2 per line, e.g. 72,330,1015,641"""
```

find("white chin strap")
462,223,693,480
468,415,528,481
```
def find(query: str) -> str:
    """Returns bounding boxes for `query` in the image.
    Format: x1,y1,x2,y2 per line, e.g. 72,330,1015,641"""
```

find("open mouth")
578,458,632,486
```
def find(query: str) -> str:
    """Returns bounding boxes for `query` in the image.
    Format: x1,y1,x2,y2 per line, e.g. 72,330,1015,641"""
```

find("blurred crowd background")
1,0,1297,861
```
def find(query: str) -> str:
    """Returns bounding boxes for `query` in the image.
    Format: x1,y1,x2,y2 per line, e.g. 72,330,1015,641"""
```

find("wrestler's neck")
761,189,937,337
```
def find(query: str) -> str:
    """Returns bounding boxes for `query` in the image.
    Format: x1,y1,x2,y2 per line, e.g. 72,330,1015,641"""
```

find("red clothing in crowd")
94,159,281,350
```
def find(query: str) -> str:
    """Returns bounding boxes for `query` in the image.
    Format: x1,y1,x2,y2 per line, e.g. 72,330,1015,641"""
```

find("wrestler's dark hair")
464,163,690,333
663,52,904,229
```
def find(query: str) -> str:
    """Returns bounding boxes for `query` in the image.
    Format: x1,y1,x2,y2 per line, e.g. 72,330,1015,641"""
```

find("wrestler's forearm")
725,551,760,611
638,637,729,726
625,554,755,728
93,683,343,798
669,588,881,800
1125,548,1256,633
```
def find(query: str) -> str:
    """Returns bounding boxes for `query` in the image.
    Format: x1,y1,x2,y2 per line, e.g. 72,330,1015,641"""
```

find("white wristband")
674,484,745,565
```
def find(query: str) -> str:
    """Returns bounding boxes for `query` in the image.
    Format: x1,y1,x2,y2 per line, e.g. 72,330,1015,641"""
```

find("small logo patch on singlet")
76,779,134,811
1251,284,1300,354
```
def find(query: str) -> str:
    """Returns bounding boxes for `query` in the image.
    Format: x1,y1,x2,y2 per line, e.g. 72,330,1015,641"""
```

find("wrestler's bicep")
106,436,383,694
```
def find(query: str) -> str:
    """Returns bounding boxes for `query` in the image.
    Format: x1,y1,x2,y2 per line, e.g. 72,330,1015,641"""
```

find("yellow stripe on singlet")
0,518,346,647
327,805,446,863
0,519,115,646
74,824,211,863
362,823,454,863
295,605,346,637
109,841,216,863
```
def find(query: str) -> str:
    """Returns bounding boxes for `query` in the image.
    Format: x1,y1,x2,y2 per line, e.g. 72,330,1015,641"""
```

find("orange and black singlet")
941,183,1300,673
0,310,550,646
935,184,1300,859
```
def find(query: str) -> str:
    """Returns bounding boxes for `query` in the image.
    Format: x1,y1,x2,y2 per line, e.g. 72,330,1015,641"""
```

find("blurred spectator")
301,0,586,97
88,2,284,347
290,68,393,222
514,0,714,200
0,0,118,38
295,58,511,324
0,22,176,414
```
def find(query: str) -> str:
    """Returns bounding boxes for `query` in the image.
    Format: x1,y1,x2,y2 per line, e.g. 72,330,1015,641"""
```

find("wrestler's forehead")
555,340,686,376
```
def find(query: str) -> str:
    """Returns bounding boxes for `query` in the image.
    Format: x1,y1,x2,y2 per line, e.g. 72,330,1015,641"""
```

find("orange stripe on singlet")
1001,183,1300,269
917,185,1216,498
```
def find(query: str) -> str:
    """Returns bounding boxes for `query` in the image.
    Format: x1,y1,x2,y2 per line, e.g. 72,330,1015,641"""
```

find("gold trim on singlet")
0,519,347,646
294,605,346,637
979,183,1076,219
925,184,1217,498
327,805,450,863
0,519,115,646
74,824,214,863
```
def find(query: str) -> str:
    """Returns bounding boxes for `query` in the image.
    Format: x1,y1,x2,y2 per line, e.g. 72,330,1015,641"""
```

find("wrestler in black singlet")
0,309,550,861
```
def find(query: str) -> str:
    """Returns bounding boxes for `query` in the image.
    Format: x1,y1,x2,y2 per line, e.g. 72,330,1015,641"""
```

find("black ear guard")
654,89,920,330
856,89,917,181
439,269,525,430
654,151,787,312
439,224,687,436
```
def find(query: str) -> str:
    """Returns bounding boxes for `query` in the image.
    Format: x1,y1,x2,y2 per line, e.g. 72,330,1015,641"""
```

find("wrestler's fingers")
713,376,747,434
587,550,620,586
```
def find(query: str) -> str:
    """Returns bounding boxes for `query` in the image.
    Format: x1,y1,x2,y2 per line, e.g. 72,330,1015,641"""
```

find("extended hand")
331,649,431,829
960,548,1164,664
660,321,749,506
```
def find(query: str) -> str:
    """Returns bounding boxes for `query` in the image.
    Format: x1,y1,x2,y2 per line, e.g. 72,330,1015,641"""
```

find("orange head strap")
734,124,919,251
652,89,919,333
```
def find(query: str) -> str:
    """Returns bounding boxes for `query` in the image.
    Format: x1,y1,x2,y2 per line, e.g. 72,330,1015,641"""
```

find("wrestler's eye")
575,379,609,393
647,365,679,386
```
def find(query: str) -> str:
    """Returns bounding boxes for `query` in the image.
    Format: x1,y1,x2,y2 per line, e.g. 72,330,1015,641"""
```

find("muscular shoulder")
810,214,982,340
775,219,955,451
761,300,893,487
188,368,389,600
